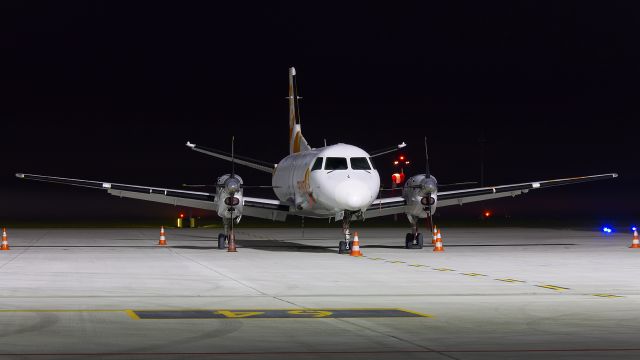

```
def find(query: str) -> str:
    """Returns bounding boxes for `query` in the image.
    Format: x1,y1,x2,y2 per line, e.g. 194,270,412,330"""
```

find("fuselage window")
311,157,324,171
350,157,371,170
324,157,348,170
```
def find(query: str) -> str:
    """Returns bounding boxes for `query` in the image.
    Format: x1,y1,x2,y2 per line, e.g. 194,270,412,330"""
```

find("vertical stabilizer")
289,67,311,154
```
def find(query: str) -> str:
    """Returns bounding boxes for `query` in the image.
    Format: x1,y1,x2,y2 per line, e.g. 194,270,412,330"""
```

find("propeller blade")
424,136,430,178
231,136,235,178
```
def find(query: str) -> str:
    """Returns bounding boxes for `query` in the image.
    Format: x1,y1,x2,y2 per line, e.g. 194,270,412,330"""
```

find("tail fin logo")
288,67,311,154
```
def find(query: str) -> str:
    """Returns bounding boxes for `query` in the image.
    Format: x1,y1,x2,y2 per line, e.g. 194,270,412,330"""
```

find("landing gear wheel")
405,233,413,249
338,240,347,254
415,233,424,249
217,233,227,250
405,233,424,249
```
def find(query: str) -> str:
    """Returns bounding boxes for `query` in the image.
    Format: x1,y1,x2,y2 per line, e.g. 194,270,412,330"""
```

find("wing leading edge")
16,173,218,210
438,173,618,207
365,173,618,217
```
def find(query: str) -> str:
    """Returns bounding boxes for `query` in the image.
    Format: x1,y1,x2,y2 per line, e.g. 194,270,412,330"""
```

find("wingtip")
186,141,195,149
15,173,24,178
289,67,296,76
398,142,407,149
613,173,619,178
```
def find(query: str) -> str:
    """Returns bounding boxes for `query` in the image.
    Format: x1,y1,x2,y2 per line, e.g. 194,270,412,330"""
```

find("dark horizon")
1,2,637,224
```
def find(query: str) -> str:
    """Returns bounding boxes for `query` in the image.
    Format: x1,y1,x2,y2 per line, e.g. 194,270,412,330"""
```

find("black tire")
415,233,424,249
338,240,347,254
405,233,413,249
217,233,227,249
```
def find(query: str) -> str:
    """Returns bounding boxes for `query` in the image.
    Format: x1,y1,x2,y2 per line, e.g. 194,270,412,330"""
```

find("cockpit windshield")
324,157,348,170
350,157,371,170
311,157,323,171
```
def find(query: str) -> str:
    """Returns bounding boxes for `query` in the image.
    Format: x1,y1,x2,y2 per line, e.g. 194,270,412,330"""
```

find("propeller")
423,137,435,233
403,137,437,233
228,136,238,251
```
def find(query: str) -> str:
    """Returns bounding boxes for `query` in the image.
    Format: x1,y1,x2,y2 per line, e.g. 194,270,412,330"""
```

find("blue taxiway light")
632,226,637,232
602,227,613,234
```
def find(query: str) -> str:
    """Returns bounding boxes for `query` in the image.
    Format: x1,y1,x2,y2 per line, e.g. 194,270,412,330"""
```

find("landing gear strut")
405,215,424,249
218,218,230,249
338,211,354,254
218,216,237,252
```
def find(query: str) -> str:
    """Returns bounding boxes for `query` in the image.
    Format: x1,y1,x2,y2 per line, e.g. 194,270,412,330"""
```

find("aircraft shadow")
235,239,337,253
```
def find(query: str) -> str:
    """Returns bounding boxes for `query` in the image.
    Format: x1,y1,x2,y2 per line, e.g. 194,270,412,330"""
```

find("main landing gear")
405,215,425,249
218,217,237,251
338,211,354,254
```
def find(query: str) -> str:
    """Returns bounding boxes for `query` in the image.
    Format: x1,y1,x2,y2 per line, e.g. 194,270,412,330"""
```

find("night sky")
1,2,637,224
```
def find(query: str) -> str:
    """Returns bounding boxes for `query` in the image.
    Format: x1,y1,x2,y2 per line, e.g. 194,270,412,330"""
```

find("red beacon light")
179,213,185,219
483,211,492,218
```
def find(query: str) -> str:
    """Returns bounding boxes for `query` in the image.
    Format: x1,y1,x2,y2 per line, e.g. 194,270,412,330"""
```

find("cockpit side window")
350,157,371,170
324,157,348,170
311,157,324,171
368,157,376,170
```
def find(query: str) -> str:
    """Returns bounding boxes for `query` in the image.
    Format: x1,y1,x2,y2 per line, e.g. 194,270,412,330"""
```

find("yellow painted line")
387,260,406,264
592,293,624,298
536,284,570,291
496,278,526,283
433,268,455,272
125,309,141,320
368,257,385,260
408,264,428,267
461,273,487,277
396,308,433,318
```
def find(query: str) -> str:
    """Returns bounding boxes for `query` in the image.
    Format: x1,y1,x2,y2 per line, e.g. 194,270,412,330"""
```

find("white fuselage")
272,143,380,217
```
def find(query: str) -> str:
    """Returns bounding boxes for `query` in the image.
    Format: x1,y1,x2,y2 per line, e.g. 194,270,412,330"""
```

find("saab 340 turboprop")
16,67,618,252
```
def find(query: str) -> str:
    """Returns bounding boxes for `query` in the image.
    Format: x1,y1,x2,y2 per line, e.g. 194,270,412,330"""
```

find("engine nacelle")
403,174,437,218
216,174,244,220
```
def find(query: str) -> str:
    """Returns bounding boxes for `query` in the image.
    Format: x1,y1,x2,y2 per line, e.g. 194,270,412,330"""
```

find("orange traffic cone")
1,228,9,251
432,225,438,244
433,229,444,252
158,226,167,246
631,229,640,249
350,232,363,257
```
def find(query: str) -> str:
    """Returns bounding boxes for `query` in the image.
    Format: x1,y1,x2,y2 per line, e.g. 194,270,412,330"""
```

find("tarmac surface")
0,226,639,359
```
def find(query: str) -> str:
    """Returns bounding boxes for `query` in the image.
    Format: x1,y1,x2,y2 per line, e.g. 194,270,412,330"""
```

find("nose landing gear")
338,211,354,254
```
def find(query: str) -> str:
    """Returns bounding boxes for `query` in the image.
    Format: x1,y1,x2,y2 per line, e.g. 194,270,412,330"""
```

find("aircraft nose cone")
335,180,372,211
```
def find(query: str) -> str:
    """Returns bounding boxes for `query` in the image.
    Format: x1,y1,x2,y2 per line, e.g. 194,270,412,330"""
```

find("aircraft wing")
437,173,618,207
242,196,290,222
365,197,407,218
15,173,217,210
364,173,617,217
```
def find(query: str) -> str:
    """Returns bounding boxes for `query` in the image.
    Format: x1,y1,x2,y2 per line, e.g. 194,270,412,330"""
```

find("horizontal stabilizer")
186,142,275,174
